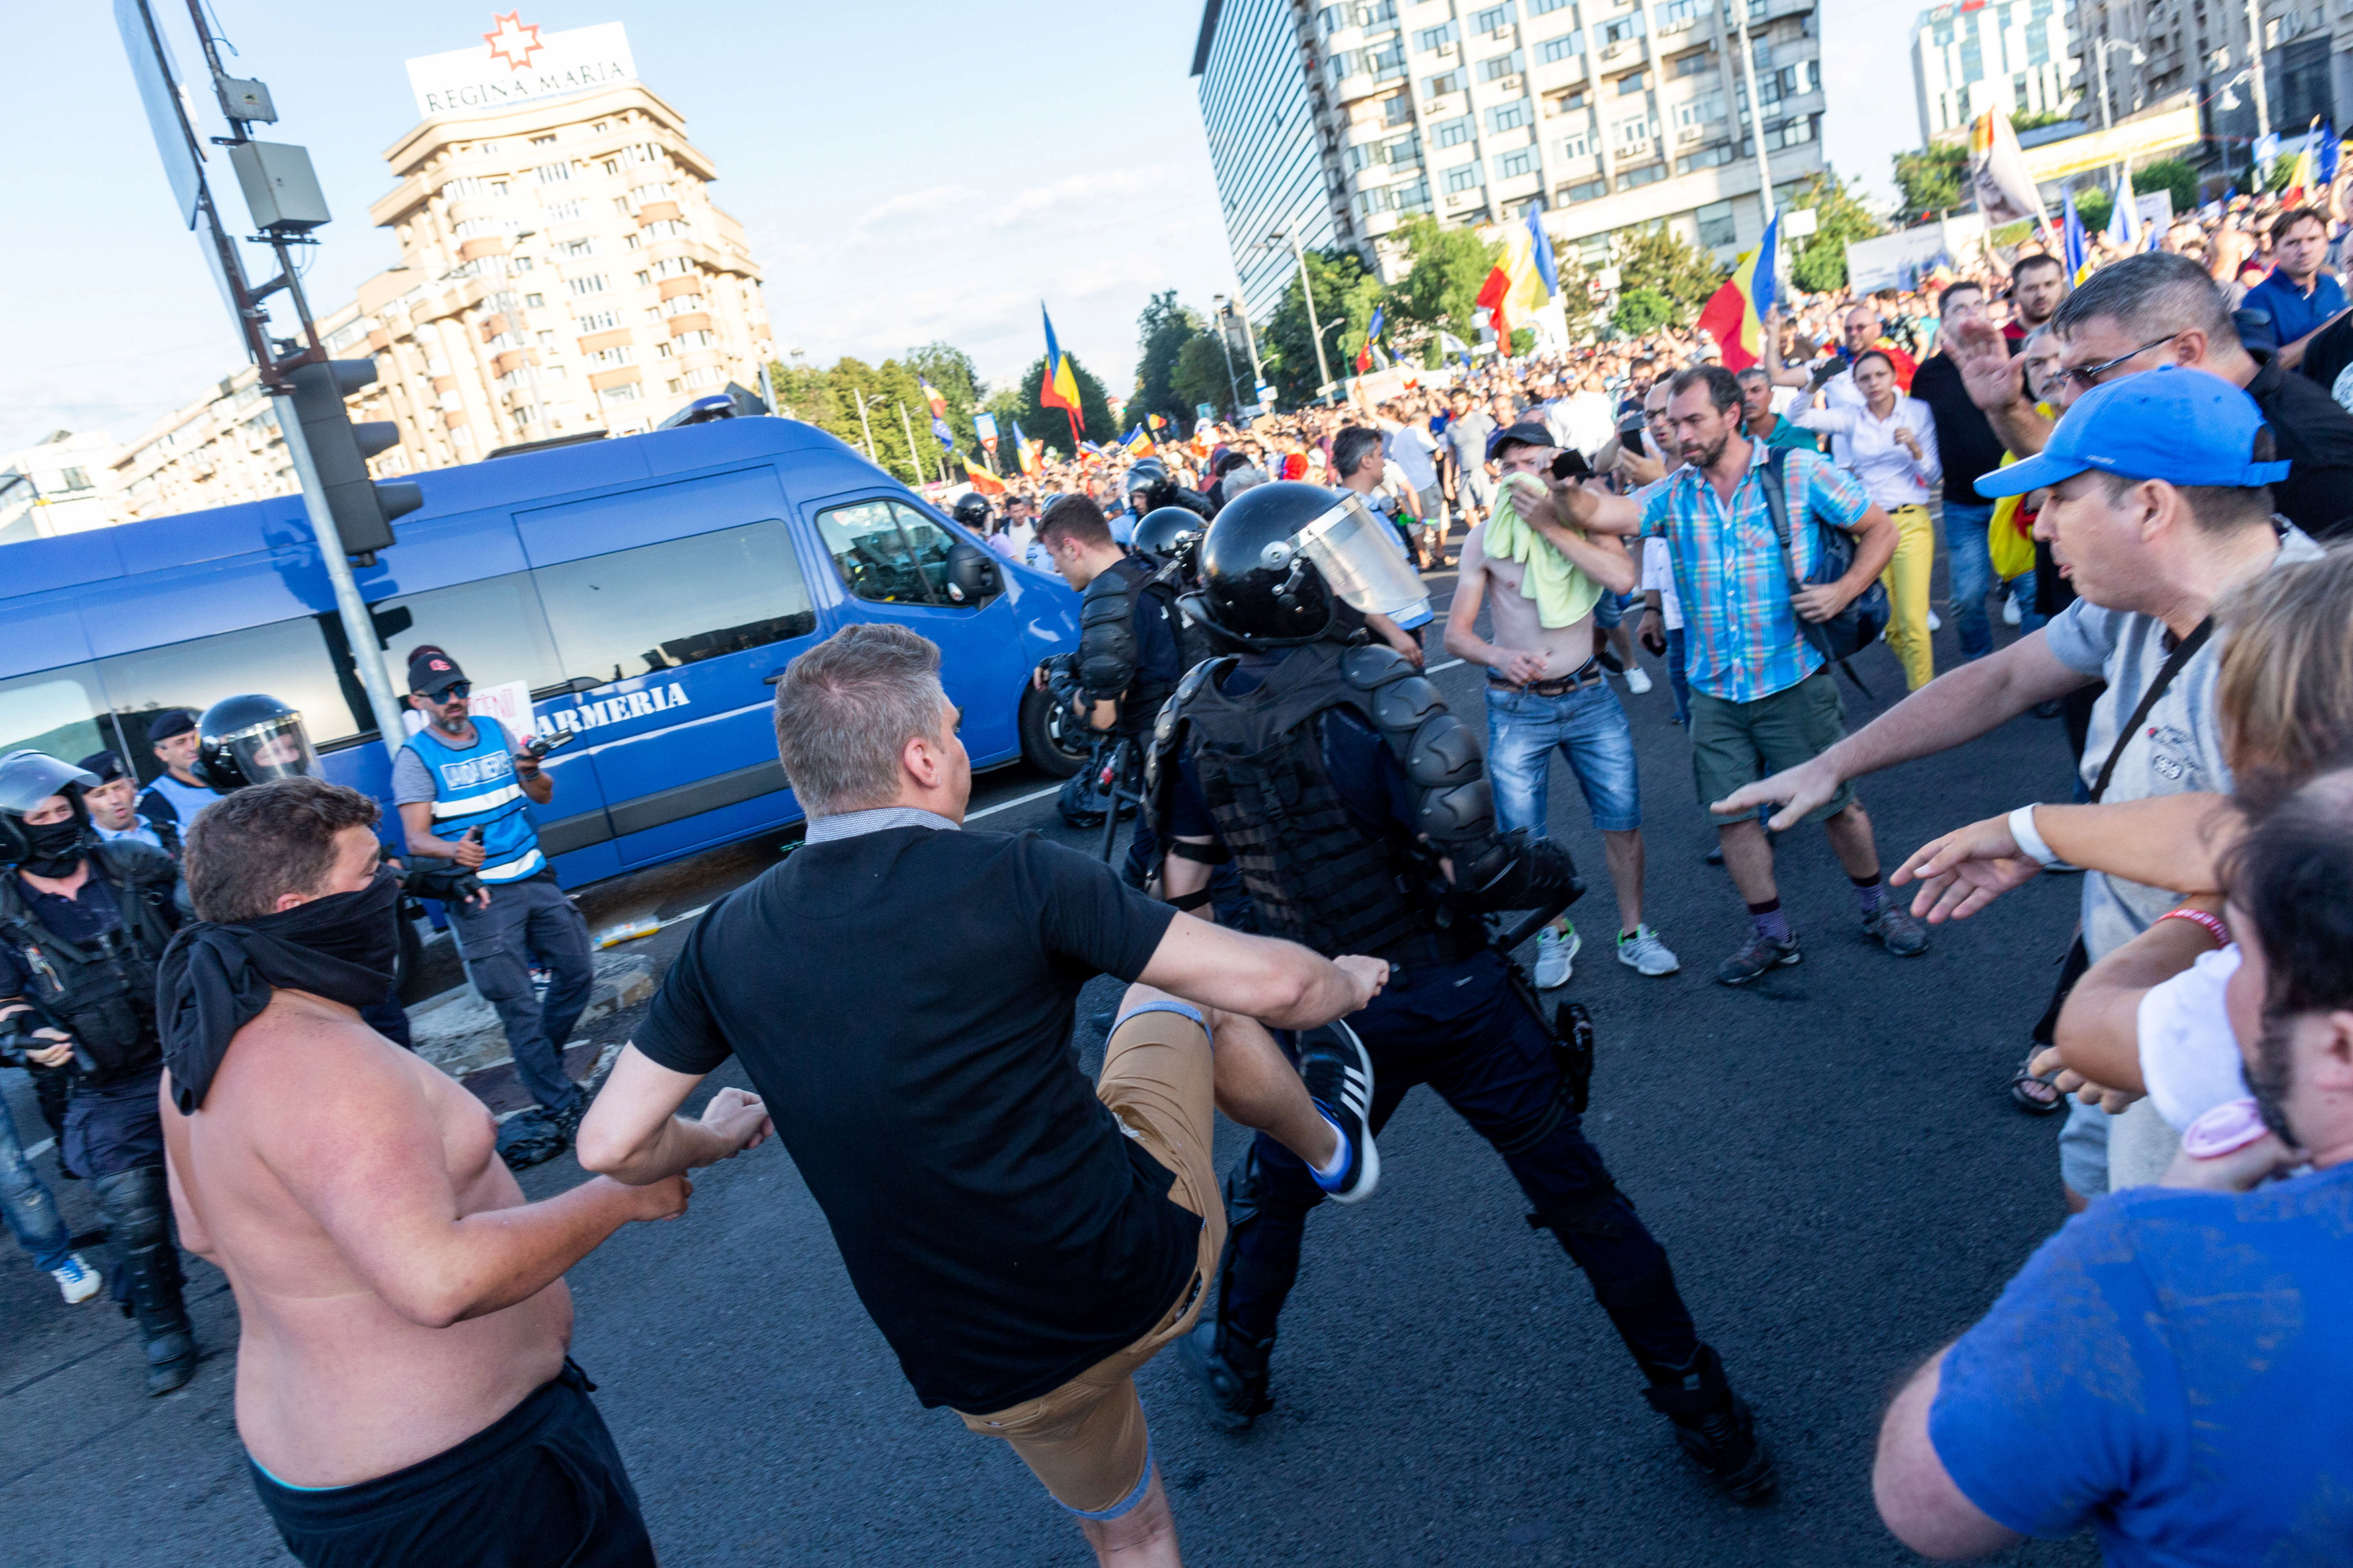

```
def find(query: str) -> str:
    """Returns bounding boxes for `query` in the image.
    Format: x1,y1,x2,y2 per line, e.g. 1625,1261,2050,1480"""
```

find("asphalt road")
0,554,2104,1567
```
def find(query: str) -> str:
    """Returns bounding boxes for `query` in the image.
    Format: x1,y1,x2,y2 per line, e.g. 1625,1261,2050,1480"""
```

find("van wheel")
1021,685,1088,778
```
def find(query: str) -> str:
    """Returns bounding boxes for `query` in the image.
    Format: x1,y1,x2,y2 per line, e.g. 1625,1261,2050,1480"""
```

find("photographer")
393,647,594,1145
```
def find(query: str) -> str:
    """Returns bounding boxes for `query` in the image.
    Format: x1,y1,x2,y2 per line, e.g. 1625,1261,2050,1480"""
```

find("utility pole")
2242,0,2272,171
118,0,413,764
1210,296,1244,415
1273,230,1334,401
1730,0,1778,226
896,400,926,488
850,386,879,460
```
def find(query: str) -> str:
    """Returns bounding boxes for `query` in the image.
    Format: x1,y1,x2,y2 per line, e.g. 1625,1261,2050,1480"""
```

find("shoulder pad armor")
94,839,177,886
1339,642,1417,691
1171,658,1226,710
1077,571,1140,698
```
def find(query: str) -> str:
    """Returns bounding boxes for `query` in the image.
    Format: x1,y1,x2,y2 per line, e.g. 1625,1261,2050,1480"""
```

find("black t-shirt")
2299,313,2353,407
1910,352,2010,503
634,824,1183,1412
2245,351,2353,541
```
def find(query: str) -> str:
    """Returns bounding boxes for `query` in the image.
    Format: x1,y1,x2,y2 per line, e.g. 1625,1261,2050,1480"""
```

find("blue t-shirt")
2241,268,2350,347
1929,1163,2353,1565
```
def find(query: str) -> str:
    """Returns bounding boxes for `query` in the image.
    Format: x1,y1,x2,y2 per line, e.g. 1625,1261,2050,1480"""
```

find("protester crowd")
6,178,2353,1568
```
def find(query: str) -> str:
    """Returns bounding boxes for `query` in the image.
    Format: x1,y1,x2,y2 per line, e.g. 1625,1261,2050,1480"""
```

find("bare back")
163,991,568,1485
1458,522,1599,679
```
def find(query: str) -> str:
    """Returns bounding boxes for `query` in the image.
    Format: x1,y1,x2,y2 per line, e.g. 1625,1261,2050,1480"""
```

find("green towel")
1484,473,1603,628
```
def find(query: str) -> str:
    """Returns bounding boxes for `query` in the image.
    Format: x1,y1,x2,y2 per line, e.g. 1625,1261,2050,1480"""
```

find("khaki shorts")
953,1001,1226,1517
1689,669,1857,825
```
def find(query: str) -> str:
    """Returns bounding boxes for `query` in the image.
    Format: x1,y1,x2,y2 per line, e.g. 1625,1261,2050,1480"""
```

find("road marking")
1427,657,1465,673
968,782,1064,821
24,1137,52,1161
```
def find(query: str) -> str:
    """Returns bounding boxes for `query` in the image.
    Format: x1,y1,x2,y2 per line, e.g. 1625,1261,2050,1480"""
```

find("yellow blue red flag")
1695,212,1780,372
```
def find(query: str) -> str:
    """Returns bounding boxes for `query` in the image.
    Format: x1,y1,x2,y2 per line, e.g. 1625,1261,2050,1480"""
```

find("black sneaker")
1178,1321,1274,1430
1644,1346,1778,1504
546,1092,590,1144
1714,930,1801,986
1295,1021,1378,1204
1862,903,1930,956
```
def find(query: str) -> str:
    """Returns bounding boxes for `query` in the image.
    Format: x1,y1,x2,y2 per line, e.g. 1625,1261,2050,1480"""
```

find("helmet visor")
221,715,317,784
1293,492,1433,624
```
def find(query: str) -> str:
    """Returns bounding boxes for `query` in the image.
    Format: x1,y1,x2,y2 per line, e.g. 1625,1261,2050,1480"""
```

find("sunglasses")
2052,332,2184,395
426,682,472,703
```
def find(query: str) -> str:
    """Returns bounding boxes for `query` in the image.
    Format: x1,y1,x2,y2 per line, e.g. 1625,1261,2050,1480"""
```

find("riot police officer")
1122,459,1214,532
949,491,994,534
1148,481,1776,1503
1130,504,1216,671
1031,495,1186,888
0,750,196,1395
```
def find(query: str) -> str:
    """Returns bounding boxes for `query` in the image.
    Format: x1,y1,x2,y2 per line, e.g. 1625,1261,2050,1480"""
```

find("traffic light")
285,360,422,560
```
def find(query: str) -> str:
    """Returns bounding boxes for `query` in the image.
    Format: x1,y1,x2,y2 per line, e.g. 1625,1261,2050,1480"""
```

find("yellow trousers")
1882,504,1936,691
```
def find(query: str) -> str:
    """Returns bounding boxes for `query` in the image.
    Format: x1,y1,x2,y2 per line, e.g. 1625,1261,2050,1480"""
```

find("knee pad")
93,1164,170,1250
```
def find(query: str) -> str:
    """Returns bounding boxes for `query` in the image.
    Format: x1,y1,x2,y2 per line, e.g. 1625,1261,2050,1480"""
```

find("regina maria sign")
405,14,637,120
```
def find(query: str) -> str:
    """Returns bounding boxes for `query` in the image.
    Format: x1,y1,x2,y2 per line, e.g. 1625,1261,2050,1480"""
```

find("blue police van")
0,416,1084,886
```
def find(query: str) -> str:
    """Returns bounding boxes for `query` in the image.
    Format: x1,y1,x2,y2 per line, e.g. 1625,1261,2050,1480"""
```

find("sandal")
2009,1052,2066,1115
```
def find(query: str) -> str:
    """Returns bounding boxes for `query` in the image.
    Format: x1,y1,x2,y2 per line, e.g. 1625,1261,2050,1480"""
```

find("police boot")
1642,1345,1776,1503
93,1167,198,1396
1176,1317,1275,1431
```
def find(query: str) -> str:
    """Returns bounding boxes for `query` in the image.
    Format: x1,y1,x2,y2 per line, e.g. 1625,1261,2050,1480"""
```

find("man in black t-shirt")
578,624,1386,1567
1911,280,2034,660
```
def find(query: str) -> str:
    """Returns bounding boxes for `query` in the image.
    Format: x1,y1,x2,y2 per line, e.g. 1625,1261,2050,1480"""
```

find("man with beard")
1872,771,2353,1563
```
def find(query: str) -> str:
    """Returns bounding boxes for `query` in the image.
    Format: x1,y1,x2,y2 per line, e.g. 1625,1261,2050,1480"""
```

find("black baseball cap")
1486,420,1558,461
407,646,469,696
146,708,198,742
76,750,128,784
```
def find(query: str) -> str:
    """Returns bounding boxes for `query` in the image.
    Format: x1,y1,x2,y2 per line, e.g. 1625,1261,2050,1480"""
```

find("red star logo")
482,11,545,72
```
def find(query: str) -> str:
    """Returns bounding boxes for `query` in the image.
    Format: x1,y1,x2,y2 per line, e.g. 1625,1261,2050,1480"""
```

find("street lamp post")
1264,229,1334,402
2241,0,2272,160
1730,0,1778,226
1209,295,1244,416
2087,38,2145,190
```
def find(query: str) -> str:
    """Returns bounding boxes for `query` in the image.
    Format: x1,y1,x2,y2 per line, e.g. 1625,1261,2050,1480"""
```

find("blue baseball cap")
1975,366,2292,499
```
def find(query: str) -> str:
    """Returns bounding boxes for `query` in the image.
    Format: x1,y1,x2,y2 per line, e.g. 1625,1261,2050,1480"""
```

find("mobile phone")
520,730,577,762
1551,450,1592,482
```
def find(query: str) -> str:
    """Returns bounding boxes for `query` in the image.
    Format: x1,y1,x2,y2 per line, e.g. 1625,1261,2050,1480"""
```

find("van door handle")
764,669,786,686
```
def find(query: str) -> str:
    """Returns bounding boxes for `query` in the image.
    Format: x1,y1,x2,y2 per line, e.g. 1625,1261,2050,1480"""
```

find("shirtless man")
160,776,770,1567
1444,419,1680,989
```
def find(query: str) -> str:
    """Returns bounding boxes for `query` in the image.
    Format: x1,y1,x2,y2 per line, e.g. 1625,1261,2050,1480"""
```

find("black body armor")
1078,555,1181,737
0,841,180,1083
1148,640,1579,964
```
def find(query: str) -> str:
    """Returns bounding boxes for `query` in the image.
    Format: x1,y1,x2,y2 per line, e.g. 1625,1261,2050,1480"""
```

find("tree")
1618,225,1724,323
1131,291,1204,434
1611,288,1675,335
2073,188,2114,234
905,341,984,455
1259,246,1378,407
1784,172,1884,294
2137,159,2200,218
1892,144,1967,220
1386,213,1499,360
765,347,995,486
1004,353,1115,458
1172,333,1237,423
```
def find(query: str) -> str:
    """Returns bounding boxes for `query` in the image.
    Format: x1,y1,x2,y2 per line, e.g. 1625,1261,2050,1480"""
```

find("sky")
3,0,1919,458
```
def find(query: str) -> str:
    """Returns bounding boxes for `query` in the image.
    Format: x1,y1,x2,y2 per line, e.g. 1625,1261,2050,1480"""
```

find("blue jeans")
0,1089,73,1274
1665,626,1691,726
1943,502,1999,661
1485,681,1642,834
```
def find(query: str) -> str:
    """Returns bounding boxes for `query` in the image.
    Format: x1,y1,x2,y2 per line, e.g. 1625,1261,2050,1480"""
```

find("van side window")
815,500,959,606
369,573,568,701
531,519,816,687
0,665,119,770
98,618,368,749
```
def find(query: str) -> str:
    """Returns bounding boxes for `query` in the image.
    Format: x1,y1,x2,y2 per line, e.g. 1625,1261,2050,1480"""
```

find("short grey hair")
2051,251,2236,348
1222,464,1270,495
771,624,947,816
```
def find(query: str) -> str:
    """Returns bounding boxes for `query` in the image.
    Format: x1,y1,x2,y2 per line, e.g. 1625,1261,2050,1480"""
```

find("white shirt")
1640,536,1683,630
2135,944,2253,1132
1790,395,1941,510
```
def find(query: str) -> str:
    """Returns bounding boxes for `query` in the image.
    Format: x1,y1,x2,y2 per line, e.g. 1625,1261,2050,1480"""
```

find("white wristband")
2008,803,2061,868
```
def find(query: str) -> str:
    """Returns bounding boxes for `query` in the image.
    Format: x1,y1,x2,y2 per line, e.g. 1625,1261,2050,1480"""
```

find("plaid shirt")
1640,440,1872,704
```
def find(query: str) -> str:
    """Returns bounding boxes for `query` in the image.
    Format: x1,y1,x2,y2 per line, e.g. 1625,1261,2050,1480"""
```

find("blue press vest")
403,716,544,884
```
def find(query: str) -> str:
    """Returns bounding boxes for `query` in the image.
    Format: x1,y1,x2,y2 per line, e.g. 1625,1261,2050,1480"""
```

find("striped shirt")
1639,440,1873,704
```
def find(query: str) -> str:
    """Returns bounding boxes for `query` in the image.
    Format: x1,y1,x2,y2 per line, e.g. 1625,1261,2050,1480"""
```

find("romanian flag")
1040,305,1084,434
1695,212,1780,372
1355,305,1386,374
961,455,1005,495
2284,117,2332,203
920,378,949,421
1474,211,1556,349
1123,425,1153,457
1011,420,1040,476
2062,190,2091,284
1147,413,1167,431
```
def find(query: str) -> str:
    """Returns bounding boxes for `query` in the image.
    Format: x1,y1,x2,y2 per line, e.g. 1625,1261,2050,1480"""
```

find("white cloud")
848,184,984,237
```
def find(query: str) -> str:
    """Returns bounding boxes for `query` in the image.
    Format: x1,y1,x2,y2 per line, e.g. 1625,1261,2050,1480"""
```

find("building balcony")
1531,52,1591,89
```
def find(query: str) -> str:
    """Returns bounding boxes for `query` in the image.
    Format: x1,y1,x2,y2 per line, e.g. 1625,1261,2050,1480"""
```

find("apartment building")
108,19,773,524
0,431,124,544
1912,0,2080,146
2067,0,2344,167
1195,0,1828,321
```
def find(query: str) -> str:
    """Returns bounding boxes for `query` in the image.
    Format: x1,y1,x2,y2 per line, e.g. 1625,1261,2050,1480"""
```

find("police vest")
1159,641,1482,966
1080,556,1181,738
0,841,180,1084
403,716,545,884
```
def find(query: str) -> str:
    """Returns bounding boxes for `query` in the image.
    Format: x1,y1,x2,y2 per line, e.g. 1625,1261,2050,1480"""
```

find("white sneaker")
2003,595,2024,626
1927,609,1944,631
50,1253,100,1305
1533,923,1580,989
1616,925,1681,977
1623,665,1653,694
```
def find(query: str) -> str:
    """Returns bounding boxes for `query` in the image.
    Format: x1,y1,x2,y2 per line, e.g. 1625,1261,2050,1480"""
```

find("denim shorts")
1484,679,1642,834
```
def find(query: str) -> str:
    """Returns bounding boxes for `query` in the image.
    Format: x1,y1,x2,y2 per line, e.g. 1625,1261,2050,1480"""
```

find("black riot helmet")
0,750,99,872
1131,505,1205,574
1187,481,1435,650
194,694,318,792
1124,460,1173,511
951,491,993,528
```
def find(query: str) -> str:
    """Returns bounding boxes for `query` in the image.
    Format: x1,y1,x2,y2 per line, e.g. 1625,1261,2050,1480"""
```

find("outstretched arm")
575,1047,773,1186
1137,913,1387,1030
